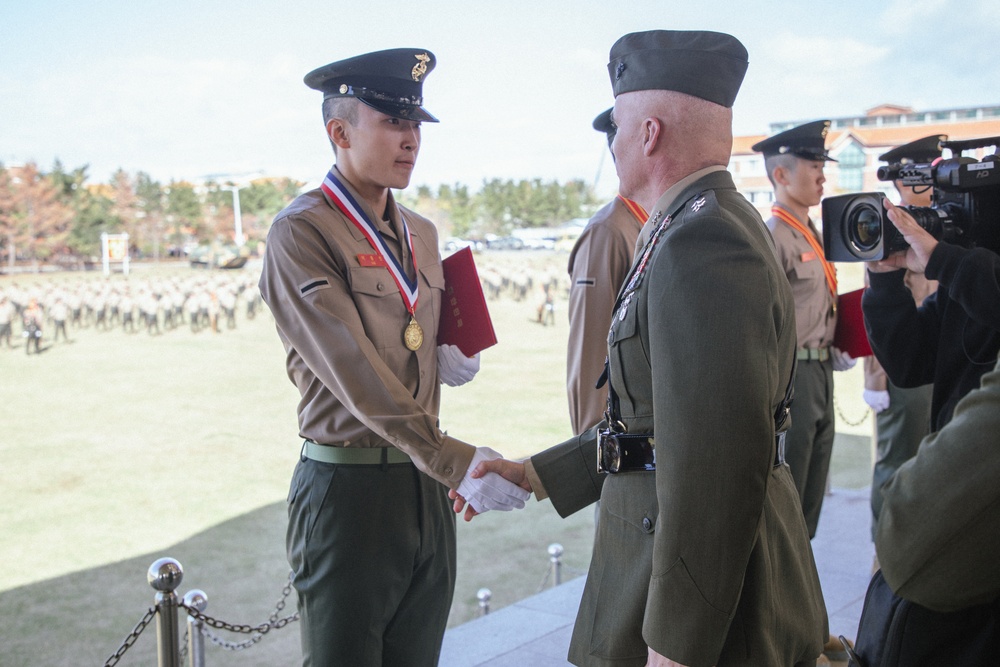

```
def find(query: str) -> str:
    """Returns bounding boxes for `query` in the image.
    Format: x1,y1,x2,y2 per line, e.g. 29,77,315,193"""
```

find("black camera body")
822,136,1000,262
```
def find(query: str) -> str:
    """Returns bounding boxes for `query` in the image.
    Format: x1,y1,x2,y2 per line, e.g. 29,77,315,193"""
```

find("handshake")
451,447,532,521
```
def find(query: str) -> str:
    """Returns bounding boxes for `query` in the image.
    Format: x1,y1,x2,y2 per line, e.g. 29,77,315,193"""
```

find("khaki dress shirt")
766,206,836,349
259,169,474,488
566,197,644,436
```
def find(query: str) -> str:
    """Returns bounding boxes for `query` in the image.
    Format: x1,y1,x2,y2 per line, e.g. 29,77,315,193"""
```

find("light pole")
223,185,244,247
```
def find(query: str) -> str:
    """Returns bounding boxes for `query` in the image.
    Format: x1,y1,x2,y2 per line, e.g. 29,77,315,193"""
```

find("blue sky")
1,0,998,197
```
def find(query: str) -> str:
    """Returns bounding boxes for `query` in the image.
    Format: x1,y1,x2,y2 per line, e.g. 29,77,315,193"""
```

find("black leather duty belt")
598,431,787,473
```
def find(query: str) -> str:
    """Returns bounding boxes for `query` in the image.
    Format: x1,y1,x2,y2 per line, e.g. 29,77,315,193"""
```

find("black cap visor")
788,148,837,163
357,97,438,123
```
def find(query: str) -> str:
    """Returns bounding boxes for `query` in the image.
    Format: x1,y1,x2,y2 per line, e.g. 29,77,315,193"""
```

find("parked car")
486,236,524,251
189,245,248,269
444,237,485,252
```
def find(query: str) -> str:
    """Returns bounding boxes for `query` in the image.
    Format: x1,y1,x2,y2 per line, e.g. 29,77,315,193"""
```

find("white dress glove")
830,346,857,372
456,447,530,514
437,344,480,387
863,389,891,413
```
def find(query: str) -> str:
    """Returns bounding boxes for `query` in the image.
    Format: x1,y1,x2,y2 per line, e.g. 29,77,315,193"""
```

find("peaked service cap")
752,119,837,162
304,48,439,123
879,134,947,164
592,107,616,148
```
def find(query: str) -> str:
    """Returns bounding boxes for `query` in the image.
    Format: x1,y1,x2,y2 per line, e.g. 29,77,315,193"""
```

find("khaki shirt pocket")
349,266,402,349
789,253,824,293
418,261,446,325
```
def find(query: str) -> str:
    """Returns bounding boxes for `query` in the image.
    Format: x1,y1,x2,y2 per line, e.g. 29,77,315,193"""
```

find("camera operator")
862,136,941,546
863,167,1000,431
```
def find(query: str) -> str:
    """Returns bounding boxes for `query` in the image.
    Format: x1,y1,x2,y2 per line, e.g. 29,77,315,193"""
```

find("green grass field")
0,255,874,666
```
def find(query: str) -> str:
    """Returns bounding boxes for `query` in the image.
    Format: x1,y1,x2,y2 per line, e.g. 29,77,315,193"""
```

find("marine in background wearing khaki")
258,49,528,667
862,135,942,548
453,30,827,667
1,293,17,348
753,120,857,540
754,122,858,662
566,107,646,438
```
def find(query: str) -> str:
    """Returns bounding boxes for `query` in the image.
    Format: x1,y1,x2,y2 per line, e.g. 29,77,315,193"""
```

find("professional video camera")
822,136,1000,261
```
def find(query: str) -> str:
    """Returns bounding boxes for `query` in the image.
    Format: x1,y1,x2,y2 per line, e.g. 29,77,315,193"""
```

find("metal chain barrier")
110,548,584,663
179,573,299,652
834,395,872,427
103,605,158,667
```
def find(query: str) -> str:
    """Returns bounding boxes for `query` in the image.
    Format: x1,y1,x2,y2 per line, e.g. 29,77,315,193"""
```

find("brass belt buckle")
597,420,628,474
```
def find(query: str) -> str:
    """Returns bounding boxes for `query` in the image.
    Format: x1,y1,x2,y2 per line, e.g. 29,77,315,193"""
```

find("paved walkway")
441,486,875,667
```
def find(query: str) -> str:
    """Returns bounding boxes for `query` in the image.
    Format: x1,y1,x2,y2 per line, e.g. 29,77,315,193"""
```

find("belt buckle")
597,428,621,474
598,430,656,473
774,431,787,468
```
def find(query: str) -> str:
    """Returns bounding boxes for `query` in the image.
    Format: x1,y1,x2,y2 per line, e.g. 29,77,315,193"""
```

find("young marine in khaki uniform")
754,120,857,540
566,107,646,436
259,49,528,666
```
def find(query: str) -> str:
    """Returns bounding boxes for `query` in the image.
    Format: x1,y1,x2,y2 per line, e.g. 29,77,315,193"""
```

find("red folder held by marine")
438,247,498,357
833,287,873,358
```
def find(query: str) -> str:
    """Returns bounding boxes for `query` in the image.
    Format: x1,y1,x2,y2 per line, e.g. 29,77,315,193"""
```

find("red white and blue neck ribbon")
321,169,419,316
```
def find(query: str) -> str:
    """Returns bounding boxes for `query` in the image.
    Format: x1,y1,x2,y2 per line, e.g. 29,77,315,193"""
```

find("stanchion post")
548,543,564,587
182,589,208,667
477,588,492,616
148,558,184,667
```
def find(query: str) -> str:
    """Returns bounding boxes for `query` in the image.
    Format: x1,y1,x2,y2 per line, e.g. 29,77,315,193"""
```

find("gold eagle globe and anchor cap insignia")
304,48,439,123
411,53,430,82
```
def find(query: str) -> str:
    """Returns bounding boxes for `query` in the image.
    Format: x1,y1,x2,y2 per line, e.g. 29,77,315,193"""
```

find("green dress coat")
531,169,828,667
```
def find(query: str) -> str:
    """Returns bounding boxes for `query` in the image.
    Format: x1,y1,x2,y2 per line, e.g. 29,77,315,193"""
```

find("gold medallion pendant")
404,317,423,351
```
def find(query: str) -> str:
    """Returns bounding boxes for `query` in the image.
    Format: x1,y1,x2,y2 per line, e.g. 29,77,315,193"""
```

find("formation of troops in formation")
0,253,570,354
0,268,265,353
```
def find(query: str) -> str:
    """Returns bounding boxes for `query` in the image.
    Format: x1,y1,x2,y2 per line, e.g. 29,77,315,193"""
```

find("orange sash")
618,195,648,224
771,205,838,300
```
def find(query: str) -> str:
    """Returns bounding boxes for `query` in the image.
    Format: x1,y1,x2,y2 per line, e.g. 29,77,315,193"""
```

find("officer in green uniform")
454,30,827,667
259,49,528,666
753,121,857,540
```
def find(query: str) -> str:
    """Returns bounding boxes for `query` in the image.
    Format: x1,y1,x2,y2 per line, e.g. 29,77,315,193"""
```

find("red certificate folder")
833,288,873,358
438,247,498,356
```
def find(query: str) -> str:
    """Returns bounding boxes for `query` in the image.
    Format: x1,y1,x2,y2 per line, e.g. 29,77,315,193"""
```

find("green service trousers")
784,358,835,539
286,455,456,666
869,381,933,539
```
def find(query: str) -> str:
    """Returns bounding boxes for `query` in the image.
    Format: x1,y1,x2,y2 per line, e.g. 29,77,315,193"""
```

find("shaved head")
612,90,733,206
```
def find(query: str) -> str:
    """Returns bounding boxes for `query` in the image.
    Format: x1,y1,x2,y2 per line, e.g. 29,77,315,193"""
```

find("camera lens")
847,204,882,252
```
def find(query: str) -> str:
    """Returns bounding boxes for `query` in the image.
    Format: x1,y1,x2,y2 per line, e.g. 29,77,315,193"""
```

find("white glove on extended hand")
831,346,857,372
457,447,530,514
437,344,480,387
863,389,891,413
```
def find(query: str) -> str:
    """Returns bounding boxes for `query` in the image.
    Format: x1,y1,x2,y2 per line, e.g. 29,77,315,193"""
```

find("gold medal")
404,317,423,351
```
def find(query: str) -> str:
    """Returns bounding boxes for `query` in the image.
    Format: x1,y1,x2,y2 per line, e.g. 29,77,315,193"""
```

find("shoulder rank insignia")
691,196,707,212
